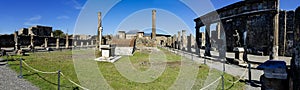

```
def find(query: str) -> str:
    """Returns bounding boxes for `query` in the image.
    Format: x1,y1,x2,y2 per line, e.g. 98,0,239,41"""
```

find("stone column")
87,42,89,46
44,38,48,48
56,38,60,49
182,30,187,51
187,34,192,52
177,31,181,50
292,6,300,90
74,41,77,47
172,35,176,48
216,22,221,39
152,10,156,40
97,12,103,50
204,24,211,57
279,11,287,56
51,32,54,37
14,31,20,50
271,0,280,60
91,40,94,46
81,42,83,47
65,33,69,48
30,35,34,46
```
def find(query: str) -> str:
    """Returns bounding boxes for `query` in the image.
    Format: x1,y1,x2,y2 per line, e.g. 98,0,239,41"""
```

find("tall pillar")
182,30,187,51
292,6,300,90
271,0,279,60
74,41,77,47
204,24,211,57
177,31,181,50
91,40,94,46
279,11,287,56
173,35,177,48
30,35,34,46
44,38,48,48
216,22,221,39
81,42,83,47
97,12,103,50
56,38,60,49
152,10,156,40
14,31,20,50
65,33,69,48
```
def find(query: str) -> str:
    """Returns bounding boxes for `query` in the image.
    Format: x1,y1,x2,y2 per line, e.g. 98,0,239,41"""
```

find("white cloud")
71,0,83,10
57,15,70,19
28,15,42,21
24,15,44,26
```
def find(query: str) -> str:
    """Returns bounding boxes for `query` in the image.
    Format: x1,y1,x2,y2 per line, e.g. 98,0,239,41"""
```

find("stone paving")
0,58,39,90
165,48,266,90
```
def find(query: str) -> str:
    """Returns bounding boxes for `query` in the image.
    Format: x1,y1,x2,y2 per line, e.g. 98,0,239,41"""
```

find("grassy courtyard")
7,48,244,90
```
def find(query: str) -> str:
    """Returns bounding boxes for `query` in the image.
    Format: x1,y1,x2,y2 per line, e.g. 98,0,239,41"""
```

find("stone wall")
0,35,76,48
285,11,295,56
114,47,134,56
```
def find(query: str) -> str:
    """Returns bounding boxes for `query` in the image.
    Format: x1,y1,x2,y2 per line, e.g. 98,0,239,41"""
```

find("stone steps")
0,58,7,65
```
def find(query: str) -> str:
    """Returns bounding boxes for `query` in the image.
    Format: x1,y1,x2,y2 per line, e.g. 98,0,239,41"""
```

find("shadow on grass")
21,67,79,89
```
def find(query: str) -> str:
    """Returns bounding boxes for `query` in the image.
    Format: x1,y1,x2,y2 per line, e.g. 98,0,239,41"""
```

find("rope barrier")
60,72,89,90
21,60,89,90
233,66,248,84
200,76,222,90
22,61,58,74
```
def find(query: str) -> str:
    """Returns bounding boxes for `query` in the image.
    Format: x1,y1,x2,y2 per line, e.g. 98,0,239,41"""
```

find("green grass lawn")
7,48,244,90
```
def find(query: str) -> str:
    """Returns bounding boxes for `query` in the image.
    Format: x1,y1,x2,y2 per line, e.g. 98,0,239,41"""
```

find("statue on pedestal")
233,30,241,47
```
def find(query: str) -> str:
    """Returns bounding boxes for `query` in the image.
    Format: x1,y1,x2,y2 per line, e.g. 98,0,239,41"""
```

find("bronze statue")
233,30,240,47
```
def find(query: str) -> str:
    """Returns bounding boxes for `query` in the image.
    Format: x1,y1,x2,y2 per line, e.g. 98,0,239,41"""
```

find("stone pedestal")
233,47,244,60
100,45,115,58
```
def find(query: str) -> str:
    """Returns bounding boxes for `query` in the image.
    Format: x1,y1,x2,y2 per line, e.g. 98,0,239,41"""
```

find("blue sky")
0,0,299,35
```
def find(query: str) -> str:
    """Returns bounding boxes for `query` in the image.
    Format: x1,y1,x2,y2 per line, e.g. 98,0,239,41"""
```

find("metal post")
222,58,225,90
18,58,23,78
222,74,224,90
191,53,193,61
58,70,61,90
204,56,206,64
248,63,252,84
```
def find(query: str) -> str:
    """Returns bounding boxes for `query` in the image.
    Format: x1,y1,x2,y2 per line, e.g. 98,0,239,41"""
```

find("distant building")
18,28,29,35
18,25,52,37
73,34,92,40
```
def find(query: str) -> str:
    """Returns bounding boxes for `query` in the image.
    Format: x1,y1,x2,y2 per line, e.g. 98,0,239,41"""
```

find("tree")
53,30,65,38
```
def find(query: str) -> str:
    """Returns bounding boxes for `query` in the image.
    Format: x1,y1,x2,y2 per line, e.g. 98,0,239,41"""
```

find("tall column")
204,24,211,57
216,22,221,39
30,35,34,46
173,35,177,48
195,25,201,56
292,6,300,90
97,12,103,50
14,31,20,50
182,30,187,51
56,38,60,49
74,41,77,47
65,33,69,48
152,10,156,40
271,0,279,60
177,31,181,50
44,38,48,48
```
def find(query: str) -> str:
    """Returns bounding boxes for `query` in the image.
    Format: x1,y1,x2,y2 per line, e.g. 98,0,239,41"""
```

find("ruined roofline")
194,0,278,22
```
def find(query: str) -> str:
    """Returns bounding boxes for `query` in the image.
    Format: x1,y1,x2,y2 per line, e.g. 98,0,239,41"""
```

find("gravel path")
165,48,262,90
0,58,39,90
